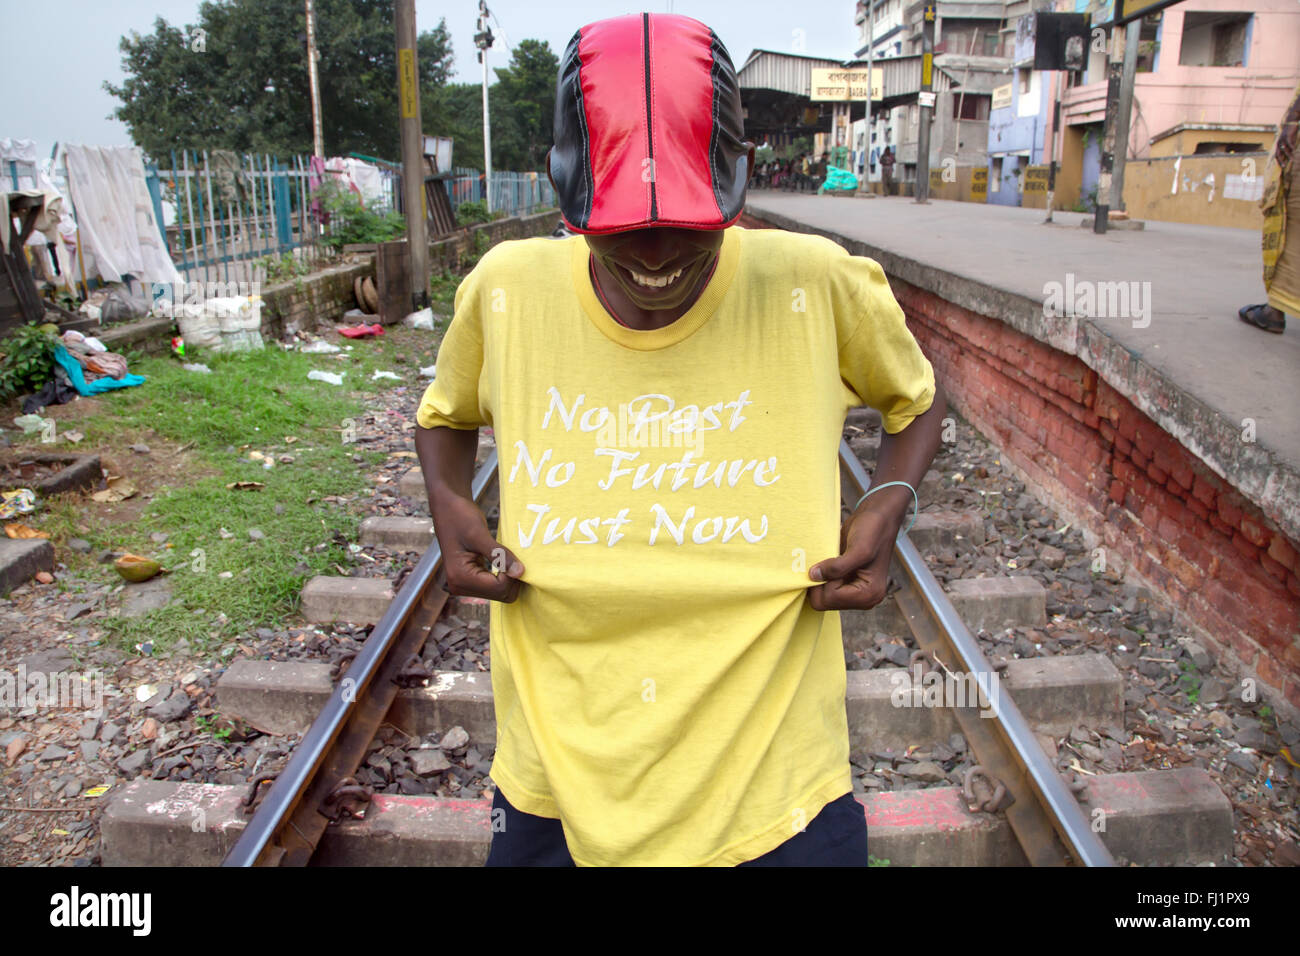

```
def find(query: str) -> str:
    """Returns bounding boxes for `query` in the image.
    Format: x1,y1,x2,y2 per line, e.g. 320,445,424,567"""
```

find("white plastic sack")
403,308,435,330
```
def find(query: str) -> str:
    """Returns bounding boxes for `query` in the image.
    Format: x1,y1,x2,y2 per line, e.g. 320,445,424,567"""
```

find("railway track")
100,417,1234,866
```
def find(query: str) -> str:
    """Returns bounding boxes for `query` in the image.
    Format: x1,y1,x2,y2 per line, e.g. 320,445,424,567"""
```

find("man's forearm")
861,381,948,522
414,424,479,507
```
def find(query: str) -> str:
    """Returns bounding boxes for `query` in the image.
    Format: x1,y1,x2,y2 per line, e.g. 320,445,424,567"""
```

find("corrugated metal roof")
738,50,957,100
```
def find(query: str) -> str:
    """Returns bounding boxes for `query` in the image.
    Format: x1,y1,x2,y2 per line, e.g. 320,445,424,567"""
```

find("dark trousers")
484,788,869,867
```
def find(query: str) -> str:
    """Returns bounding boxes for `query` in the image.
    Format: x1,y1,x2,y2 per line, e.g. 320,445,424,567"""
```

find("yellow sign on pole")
399,48,417,119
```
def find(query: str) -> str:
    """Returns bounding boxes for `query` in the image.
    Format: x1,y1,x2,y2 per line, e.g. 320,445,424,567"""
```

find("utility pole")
305,0,324,160
915,0,936,203
395,0,429,309
1093,22,1126,233
865,0,874,190
475,2,494,214
1044,72,1061,223
1111,18,1141,212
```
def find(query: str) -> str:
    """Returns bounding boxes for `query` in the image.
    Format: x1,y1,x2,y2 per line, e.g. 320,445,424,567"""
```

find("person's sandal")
1238,304,1286,333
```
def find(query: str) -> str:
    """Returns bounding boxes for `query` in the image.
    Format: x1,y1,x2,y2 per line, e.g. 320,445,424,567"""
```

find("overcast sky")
3,0,860,162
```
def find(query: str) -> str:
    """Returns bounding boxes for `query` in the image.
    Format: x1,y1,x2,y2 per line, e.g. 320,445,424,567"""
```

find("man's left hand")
807,503,903,611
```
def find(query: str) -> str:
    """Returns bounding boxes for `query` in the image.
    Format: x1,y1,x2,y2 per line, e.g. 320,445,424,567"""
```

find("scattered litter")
248,450,275,470
371,370,401,381
3,522,48,539
0,489,38,518
338,323,383,339
343,308,378,322
91,475,137,503
175,295,264,351
114,554,165,582
226,481,265,491
62,329,108,353
13,414,46,434
61,429,84,444
182,363,212,374
419,365,437,378
83,786,109,798
218,527,234,539
134,641,153,656
403,308,435,330
308,370,345,385
300,341,341,354
135,684,158,703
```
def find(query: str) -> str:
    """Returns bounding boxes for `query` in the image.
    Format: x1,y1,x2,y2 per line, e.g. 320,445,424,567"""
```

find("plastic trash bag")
819,165,859,193
403,308,436,330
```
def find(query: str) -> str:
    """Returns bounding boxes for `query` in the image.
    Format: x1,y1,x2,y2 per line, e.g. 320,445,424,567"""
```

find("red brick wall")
896,279,1300,711
737,210,1300,711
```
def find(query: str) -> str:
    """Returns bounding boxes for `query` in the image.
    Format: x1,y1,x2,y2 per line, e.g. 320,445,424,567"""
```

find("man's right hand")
432,492,526,602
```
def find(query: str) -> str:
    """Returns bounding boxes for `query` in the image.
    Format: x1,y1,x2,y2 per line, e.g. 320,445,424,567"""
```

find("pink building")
1050,0,1299,221
1065,1,1298,151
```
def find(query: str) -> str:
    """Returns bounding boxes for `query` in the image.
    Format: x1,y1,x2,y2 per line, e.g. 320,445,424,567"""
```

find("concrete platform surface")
745,193,1300,541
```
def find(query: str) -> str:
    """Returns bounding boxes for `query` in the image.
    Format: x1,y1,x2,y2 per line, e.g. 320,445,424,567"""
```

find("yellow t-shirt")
417,225,935,865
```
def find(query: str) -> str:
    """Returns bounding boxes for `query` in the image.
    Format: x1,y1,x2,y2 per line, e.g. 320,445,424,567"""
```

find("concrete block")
946,575,1047,632
0,538,55,595
300,575,393,625
910,510,986,551
102,769,1229,866
846,653,1121,752
1000,653,1123,735
215,653,1117,754
388,671,496,745
359,515,434,552
1087,768,1233,865
842,574,1045,649
216,660,334,735
448,596,490,627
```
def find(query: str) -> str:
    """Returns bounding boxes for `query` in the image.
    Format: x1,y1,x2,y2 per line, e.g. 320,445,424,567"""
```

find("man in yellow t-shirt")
414,12,946,866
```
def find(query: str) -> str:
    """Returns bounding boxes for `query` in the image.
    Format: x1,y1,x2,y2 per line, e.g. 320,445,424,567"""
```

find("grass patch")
7,323,448,655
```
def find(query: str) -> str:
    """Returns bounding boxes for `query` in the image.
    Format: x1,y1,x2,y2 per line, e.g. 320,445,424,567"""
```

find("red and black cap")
550,13,750,236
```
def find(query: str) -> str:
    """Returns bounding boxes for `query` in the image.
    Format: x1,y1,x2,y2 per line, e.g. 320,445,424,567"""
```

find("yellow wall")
1057,127,1086,212
1121,153,1269,230
926,166,988,203
1021,165,1050,209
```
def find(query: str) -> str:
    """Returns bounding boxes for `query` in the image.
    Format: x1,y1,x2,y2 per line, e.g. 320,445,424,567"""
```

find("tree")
105,0,454,160
422,40,557,173
491,40,559,171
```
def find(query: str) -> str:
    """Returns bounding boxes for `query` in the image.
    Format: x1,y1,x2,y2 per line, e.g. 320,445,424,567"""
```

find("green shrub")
456,200,492,226
0,323,60,400
317,178,406,251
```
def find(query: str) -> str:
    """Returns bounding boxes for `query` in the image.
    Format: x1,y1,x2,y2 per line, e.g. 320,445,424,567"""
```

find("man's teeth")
629,267,683,288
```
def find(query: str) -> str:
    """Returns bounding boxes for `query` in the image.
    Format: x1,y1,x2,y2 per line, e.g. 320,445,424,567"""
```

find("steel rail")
224,437,1111,867
838,440,1115,866
223,449,500,866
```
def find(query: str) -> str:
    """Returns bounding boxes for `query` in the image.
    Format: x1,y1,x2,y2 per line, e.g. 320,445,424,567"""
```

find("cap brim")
559,210,742,236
